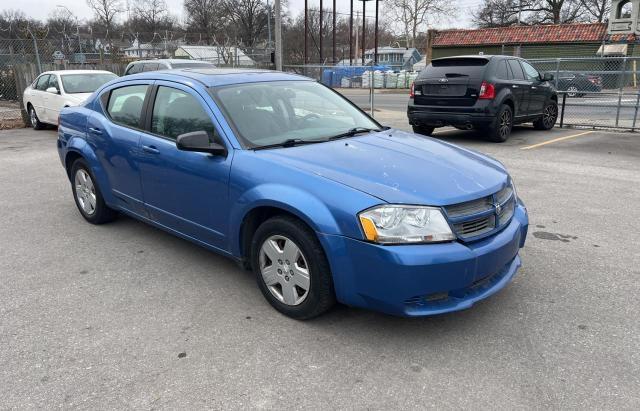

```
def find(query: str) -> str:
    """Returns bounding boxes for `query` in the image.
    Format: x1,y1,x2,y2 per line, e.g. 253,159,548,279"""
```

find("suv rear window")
421,58,489,78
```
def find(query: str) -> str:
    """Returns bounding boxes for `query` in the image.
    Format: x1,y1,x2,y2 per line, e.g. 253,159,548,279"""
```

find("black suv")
408,55,558,142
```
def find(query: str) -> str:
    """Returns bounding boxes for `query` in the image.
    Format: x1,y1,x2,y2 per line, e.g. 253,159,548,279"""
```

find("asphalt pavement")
1,126,639,409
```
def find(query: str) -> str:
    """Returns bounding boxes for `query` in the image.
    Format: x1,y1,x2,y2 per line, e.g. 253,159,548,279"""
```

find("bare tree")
184,0,227,43
132,0,172,33
86,0,123,46
578,0,610,22
222,0,270,47
386,0,452,49
520,0,586,24
473,0,520,27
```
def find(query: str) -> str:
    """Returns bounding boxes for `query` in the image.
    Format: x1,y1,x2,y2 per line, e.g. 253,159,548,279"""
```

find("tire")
28,105,45,130
483,104,513,143
70,159,117,224
251,215,336,320
412,125,435,136
566,86,578,98
533,101,558,130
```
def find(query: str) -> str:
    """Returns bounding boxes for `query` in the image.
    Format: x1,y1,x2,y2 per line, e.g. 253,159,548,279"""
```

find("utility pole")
349,0,353,65
320,0,324,63
374,0,378,64
267,0,272,50
274,0,283,70
304,0,308,64
332,0,336,64
361,0,367,66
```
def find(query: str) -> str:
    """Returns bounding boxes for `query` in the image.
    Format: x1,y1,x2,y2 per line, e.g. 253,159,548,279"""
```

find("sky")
7,0,476,29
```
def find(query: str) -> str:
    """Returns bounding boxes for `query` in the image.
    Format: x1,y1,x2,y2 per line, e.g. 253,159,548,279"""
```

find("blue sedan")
57,69,529,319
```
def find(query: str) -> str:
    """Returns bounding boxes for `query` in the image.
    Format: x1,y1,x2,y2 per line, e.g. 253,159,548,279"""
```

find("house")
123,39,165,58
429,23,638,60
363,47,421,70
174,45,255,66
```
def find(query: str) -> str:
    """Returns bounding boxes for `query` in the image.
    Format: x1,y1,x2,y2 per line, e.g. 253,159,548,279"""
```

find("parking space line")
521,131,595,150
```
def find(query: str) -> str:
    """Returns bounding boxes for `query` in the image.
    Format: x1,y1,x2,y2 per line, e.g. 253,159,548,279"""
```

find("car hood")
65,93,93,104
258,129,509,205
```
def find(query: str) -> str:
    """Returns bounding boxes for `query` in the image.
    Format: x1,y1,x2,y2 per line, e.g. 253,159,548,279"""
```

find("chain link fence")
528,57,640,130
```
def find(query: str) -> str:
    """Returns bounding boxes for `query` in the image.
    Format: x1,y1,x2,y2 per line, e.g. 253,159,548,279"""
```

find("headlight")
358,205,455,244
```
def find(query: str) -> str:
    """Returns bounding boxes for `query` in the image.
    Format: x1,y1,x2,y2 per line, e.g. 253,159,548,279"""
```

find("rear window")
432,58,489,67
171,62,216,69
421,58,489,78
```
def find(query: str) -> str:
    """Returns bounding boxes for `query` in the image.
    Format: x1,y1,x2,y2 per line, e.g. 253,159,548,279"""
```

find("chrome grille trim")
444,184,516,241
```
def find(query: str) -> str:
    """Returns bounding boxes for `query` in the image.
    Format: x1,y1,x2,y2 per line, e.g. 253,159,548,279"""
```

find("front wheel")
251,216,335,319
412,125,435,136
533,101,558,130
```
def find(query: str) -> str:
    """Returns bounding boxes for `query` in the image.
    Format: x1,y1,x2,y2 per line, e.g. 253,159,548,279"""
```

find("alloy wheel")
499,109,512,139
567,86,578,97
259,235,310,306
74,169,97,216
543,104,558,128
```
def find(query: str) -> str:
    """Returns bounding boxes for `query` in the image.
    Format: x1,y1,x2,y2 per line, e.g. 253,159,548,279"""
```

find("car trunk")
414,57,489,107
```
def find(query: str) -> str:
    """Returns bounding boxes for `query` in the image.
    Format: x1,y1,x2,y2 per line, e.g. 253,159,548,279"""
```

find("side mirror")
176,131,226,156
542,73,554,82
46,87,59,94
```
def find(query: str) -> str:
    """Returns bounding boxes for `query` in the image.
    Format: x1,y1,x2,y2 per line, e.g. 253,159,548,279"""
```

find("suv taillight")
409,82,415,98
479,81,495,99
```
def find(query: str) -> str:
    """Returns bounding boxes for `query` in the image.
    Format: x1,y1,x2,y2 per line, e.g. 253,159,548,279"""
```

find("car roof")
432,55,524,61
39,70,116,75
122,68,311,87
127,59,215,65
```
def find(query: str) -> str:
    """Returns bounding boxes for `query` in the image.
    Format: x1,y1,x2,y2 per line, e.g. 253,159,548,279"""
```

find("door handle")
142,145,160,154
512,85,519,88
88,127,102,135
531,86,538,89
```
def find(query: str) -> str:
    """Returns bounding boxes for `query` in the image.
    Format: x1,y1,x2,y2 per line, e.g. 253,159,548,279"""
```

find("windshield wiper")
327,127,382,141
253,138,326,150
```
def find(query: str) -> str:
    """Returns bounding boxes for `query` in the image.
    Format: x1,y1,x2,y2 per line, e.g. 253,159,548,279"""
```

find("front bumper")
319,202,528,317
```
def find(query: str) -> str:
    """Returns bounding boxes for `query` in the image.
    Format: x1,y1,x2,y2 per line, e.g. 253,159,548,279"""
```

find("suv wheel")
412,125,435,136
70,159,117,224
566,86,578,97
484,104,513,143
251,216,335,319
533,101,558,130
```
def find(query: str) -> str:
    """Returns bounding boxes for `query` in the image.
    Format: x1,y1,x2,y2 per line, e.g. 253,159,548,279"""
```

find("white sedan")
23,70,118,129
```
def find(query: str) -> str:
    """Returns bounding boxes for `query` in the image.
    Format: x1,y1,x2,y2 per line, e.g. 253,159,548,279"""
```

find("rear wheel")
412,125,435,136
533,101,558,130
484,104,513,143
251,216,335,320
28,105,45,130
566,86,578,98
70,159,117,224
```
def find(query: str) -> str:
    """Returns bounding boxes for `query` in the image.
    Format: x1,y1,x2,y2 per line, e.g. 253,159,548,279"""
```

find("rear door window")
495,60,510,80
508,60,526,80
106,85,149,129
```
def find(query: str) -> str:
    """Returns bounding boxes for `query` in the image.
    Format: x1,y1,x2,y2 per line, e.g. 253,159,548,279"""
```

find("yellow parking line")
521,131,595,150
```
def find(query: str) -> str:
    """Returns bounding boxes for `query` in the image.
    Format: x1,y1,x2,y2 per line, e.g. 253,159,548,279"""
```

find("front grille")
444,184,515,241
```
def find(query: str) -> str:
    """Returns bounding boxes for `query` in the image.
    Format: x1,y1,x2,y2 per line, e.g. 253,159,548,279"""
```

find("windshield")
61,73,118,94
211,81,380,148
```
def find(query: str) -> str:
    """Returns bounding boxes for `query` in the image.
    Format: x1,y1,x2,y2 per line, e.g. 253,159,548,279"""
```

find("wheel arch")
230,186,342,266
